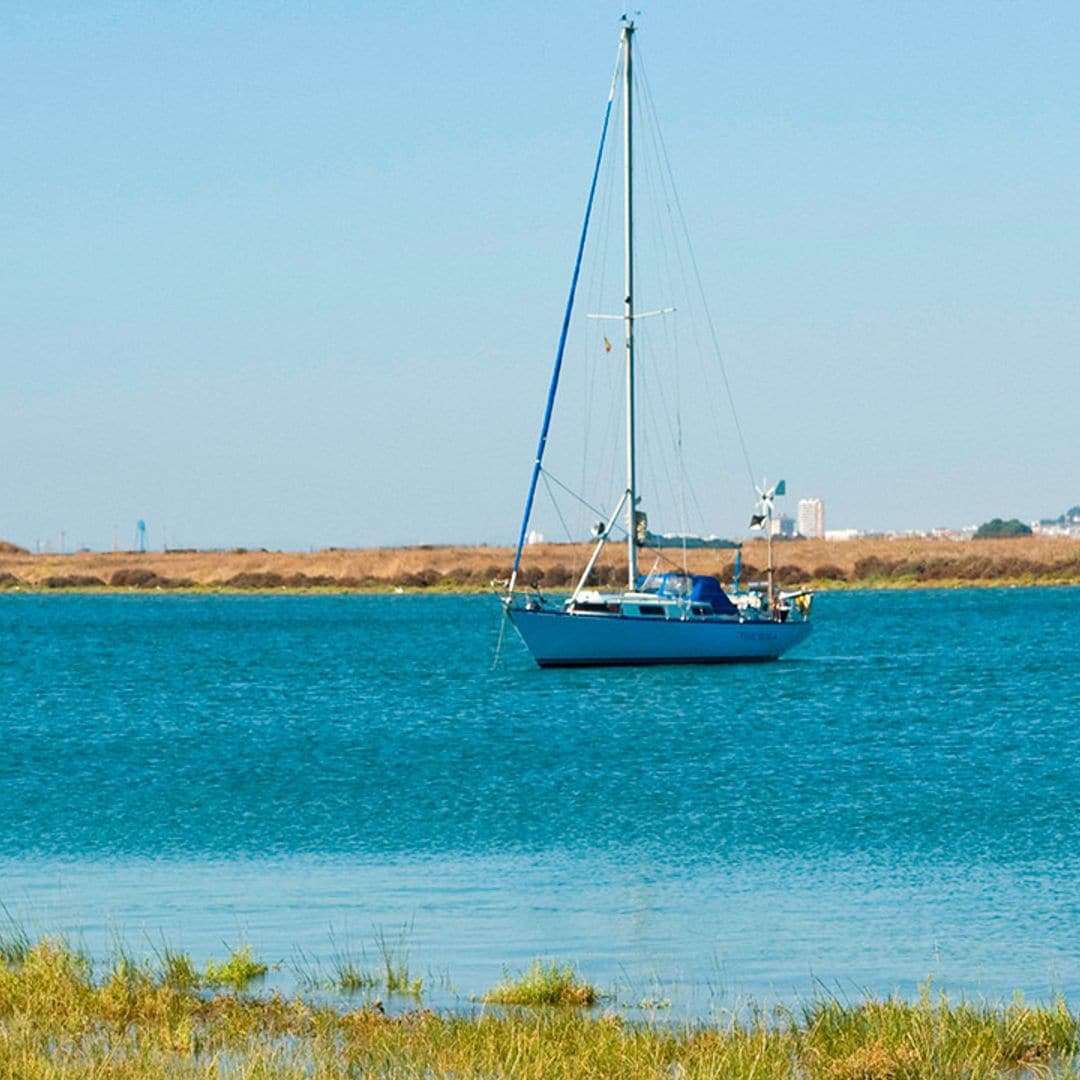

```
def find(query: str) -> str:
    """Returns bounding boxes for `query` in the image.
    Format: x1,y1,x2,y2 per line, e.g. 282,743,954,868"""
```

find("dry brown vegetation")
0,535,1078,592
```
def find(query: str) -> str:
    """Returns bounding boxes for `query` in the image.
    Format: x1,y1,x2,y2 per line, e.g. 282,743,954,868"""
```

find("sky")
2,1,1077,551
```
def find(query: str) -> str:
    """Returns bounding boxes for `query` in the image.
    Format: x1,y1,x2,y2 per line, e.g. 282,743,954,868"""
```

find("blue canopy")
652,573,738,616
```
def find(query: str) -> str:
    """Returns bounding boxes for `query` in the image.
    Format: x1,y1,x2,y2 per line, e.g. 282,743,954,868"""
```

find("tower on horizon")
797,498,825,539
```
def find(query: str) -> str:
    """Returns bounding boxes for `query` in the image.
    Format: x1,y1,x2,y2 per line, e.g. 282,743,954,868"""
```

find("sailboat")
503,19,812,668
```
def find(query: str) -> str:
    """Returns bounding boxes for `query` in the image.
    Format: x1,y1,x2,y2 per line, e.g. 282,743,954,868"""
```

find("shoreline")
2,535,1078,594
1,577,1079,596
1,934,1077,1077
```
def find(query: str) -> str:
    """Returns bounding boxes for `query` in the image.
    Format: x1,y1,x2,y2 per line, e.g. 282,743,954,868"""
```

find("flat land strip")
1,535,1078,591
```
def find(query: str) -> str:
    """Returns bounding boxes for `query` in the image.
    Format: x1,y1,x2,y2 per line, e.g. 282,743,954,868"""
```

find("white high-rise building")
797,498,825,539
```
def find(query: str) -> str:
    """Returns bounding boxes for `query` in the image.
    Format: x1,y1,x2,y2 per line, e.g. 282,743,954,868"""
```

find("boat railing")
733,586,813,623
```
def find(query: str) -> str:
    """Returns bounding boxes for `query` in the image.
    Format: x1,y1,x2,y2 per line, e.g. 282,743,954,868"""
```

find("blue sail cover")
655,573,738,616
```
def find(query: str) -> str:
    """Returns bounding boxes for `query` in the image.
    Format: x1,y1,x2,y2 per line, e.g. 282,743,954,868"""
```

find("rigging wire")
491,606,509,670
540,467,628,538
631,57,706,562
540,469,585,582
543,464,712,584
637,71,696,562
637,52,708,539
509,36,624,589
578,87,620,513
527,35,762,566
636,320,684,534
635,44,760,495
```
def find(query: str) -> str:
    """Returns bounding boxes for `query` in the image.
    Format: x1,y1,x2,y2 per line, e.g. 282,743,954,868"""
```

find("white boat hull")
506,607,811,667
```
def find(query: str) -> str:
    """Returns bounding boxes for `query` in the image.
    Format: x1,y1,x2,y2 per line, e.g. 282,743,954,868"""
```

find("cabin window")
571,601,621,615
637,605,665,616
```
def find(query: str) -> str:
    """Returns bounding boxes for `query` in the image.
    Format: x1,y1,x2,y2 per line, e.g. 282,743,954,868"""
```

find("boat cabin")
566,574,739,620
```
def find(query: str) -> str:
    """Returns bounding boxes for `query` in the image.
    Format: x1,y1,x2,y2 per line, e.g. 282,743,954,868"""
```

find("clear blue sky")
2,2,1077,551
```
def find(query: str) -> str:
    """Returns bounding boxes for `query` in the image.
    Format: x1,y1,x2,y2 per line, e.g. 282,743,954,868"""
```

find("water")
1,588,1078,1014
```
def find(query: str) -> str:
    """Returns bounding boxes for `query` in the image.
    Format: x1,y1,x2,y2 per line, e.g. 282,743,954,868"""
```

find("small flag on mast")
603,336,612,352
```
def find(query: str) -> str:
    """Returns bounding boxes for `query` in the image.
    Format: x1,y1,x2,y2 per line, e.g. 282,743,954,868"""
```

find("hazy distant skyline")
3,3,1077,551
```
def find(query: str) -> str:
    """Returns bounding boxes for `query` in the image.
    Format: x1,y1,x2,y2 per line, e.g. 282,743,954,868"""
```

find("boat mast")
622,18,638,589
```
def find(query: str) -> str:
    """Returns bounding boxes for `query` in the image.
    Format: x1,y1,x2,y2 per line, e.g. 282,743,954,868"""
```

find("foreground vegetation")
484,959,599,1007
1,535,1079,594
0,936,1078,1077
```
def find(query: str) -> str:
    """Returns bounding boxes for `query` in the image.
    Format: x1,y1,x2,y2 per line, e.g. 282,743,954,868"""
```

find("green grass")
332,955,379,993
202,944,268,989
327,928,379,993
1,936,1078,1077
293,929,407,996
160,946,200,991
0,902,30,965
375,923,423,997
483,958,599,1007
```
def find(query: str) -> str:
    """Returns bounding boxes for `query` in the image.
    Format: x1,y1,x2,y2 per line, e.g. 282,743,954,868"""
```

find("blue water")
1,589,1078,1014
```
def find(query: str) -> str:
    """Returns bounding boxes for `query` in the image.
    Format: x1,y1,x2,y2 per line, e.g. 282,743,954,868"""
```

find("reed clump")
333,956,379,993
0,936,1078,1077
483,959,598,1007
326,932,380,994
375,925,423,998
160,946,200,991
202,944,268,989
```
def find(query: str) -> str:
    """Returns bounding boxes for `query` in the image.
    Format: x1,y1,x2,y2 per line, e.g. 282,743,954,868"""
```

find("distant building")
1032,522,1080,538
1034,505,1080,536
1032,505,1080,538
797,498,825,539
931,527,975,541
769,513,797,539
825,528,860,542
525,530,545,545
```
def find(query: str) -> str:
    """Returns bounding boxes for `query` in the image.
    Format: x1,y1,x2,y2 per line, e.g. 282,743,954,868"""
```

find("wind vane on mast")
750,479,785,529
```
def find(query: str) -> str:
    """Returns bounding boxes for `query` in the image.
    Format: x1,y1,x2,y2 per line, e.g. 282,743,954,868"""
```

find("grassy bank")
1,536,1079,594
0,937,1078,1077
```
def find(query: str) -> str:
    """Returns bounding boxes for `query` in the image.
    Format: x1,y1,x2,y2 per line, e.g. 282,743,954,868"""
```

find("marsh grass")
293,929,403,996
160,946,200,991
327,927,379,993
202,944,268,990
1,937,1079,1077
375,923,423,997
333,954,379,993
0,903,30,965
794,984,1080,1079
483,958,599,1007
